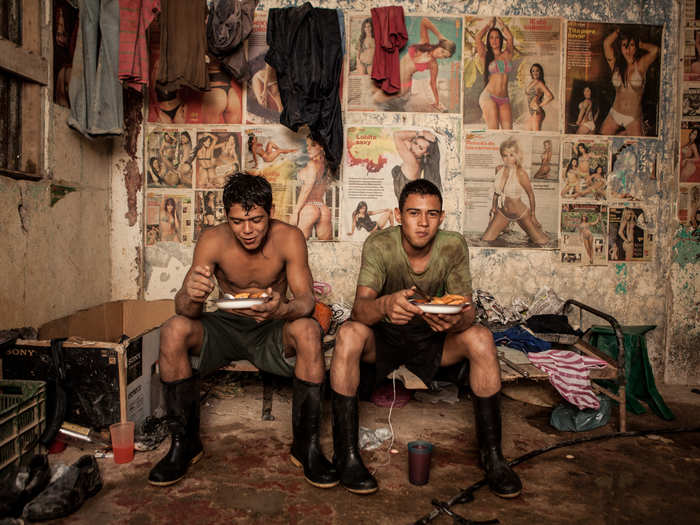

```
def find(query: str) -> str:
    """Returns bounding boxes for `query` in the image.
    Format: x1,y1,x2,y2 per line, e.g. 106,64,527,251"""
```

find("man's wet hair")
398,179,443,211
223,172,273,215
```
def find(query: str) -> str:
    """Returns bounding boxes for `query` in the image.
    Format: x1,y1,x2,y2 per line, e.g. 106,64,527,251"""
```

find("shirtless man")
329,179,521,497
148,173,338,489
291,136,332,240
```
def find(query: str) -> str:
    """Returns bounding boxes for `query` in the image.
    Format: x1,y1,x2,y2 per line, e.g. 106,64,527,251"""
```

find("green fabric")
357,226,473,299
589,325,674,421
197,310,293,378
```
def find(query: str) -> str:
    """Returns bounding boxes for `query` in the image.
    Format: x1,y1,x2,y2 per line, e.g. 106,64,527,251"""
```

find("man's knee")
333,321,370,363
287,317,322,356
462,325,497,362
160,315,198,356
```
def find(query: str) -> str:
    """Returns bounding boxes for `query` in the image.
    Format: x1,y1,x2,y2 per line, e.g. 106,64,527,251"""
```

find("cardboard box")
1,300,174,430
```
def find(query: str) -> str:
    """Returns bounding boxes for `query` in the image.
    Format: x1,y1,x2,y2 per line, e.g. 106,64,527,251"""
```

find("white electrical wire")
370,372,397,473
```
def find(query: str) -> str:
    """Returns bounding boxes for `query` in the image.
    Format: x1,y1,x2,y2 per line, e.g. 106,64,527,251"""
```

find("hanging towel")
370,6,407,95
527,350,608,410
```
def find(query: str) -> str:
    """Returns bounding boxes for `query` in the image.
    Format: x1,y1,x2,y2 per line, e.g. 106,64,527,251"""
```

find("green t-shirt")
357,226,473,299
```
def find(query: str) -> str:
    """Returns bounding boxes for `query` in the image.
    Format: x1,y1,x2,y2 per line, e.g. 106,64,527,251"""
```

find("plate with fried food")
216,291,269,309
412,294,471,314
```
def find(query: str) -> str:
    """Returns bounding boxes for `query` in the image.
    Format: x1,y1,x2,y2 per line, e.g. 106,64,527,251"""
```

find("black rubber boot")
332,390,378,494
148,373,204,487
472,392,522,498
289,377,339,488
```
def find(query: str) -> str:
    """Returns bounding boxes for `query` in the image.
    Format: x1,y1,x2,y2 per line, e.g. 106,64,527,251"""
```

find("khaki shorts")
196,310,295,377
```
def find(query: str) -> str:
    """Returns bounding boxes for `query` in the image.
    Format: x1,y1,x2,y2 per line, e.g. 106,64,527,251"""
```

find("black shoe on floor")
0,454,51,518
23,455,102,521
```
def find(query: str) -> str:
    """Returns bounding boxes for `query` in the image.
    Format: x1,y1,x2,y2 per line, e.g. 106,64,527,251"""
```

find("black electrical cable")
413,426,700,525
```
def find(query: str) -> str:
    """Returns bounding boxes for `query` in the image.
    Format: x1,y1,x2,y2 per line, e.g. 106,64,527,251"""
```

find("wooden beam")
0,37,48,85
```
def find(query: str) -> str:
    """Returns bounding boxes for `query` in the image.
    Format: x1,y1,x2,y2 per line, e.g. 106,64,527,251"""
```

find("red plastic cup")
109,421,135,464
408,440,433,485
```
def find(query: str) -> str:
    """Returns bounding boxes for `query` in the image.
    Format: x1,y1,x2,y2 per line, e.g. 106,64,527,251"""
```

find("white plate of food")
412,294,470,314
216,293,268,309
414,302,470,314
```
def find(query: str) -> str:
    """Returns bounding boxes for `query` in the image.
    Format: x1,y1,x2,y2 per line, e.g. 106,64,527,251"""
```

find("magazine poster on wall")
462,133,559,249
559,139,610,201
608,138,659,200
147,21,243,124
145,128,195,188
145,191,193,246
193,190,225,242
607,205,654,262
246,12,283,124
244,126,340,241
342,126,448,241
193,131,242,189
560,203,608,266
462,16,562,132
679,184,700,229
346,15,463,114
681,121,700,184
564,21,662,138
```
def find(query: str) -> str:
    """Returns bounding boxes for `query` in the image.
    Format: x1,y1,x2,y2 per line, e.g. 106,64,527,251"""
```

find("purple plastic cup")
408,440,433,485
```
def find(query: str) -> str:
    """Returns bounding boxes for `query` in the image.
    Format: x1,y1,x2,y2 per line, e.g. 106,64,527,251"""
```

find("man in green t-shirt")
329,179,521,498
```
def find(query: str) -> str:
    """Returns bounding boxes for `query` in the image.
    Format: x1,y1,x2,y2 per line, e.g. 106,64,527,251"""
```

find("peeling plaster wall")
0,104,113,329
119,0,698,383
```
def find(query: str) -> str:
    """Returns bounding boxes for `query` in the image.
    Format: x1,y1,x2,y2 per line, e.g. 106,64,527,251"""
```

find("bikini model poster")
462,16,562,132
342,126,448,240
245,12,283,124
145,128,195,189
244,126,340,241
146,20,243,124
346,15,463,114
559,139,610,202
145,191,193,246
193,130,242,189
560,203,608,266
564,21,662,137
462,132,559,249
193,190,225,242
607,205,654,262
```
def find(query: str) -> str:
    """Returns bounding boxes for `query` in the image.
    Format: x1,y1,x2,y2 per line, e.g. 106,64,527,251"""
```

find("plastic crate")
0,380,46,477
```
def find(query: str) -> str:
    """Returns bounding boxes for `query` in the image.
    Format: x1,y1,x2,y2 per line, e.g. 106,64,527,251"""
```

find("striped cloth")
119,0,161,90
527,350,608,410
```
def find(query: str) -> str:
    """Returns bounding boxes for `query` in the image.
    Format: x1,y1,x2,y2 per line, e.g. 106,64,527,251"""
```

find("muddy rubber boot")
472,392,522,498
290,377,339,488
332,390,378,495
148,373,204,487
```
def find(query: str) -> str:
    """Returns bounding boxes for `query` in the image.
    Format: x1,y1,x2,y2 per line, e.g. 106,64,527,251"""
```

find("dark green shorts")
196,310,295,378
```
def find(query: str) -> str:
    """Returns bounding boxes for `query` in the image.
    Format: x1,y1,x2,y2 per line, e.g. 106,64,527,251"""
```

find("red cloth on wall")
119,0,161,90
370,6,407,95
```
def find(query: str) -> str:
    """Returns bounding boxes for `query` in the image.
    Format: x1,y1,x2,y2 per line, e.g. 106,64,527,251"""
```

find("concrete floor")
47,375,700,525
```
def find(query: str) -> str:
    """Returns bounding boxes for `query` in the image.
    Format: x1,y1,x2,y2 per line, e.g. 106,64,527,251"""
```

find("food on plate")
231,291,269,299
426,294,468,305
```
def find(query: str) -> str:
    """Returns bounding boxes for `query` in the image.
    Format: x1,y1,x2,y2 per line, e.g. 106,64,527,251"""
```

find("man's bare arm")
174,230,217,318
272,226,315,320
351,285,422,326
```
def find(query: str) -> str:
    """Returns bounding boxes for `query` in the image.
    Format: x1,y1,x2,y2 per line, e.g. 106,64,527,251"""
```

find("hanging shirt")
119,0,161,91
370,6,407,95
206,0,258,83
265,2,343,170
157,0,208,92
